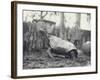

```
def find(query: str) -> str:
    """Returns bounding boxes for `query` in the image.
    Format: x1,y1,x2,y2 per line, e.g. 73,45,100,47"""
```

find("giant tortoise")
40,30,78,59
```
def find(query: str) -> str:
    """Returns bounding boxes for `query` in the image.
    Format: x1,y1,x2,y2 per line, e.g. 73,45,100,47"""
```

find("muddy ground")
23,49,90,69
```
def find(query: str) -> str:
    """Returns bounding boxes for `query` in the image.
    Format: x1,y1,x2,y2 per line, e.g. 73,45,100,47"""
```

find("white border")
17,3,96,76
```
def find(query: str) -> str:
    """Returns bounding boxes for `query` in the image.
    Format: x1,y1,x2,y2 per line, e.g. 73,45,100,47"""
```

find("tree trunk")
59,12,66,40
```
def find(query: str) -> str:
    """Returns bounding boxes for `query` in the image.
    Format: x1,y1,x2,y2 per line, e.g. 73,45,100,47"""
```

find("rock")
82,41,91,56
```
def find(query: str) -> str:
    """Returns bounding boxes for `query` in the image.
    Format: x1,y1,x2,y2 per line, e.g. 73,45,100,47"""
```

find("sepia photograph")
23,11,91,69
11,1,97,78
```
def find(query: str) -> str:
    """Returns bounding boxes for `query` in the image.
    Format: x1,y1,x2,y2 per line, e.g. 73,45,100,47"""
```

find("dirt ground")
23,49,91,69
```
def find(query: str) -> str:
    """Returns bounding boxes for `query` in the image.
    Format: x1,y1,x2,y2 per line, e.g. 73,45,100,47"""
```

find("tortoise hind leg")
66,49,78,60
70,49,78,60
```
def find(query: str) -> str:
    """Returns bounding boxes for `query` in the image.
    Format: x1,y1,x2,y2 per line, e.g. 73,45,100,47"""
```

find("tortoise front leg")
47,47,55,59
